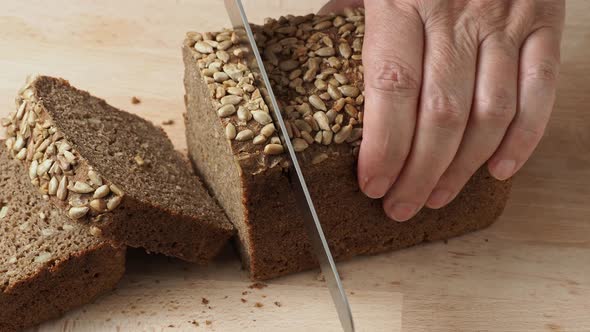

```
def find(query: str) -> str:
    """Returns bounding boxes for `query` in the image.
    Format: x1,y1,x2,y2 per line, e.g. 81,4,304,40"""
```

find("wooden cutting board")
1,1,589,331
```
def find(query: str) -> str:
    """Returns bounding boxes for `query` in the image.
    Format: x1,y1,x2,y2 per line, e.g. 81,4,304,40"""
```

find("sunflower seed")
339,85,360,97
333,73,349,85
335,114,344,125
312,153,329,165
345,104,359,118
264,143,284,155
279,60,300,72
58,142,71,153
15,148,27,160
220,95,242,107
301,131,315,144
327,84,343,100
90,185,110,199
338,43,352,59
195,41,214,53
63,150,76,163
334,124,353,143
294,119,312,133
90,199,107,212
57,176,68,201
253,135,267,145
36,159,53,176
48,176,58,195
213,71,229,83
235,129,254,141
313,111,331,131
68,206,89,220
217,104,236,117
107,196,123,211
314,21,333,30
292,138,309,152
71,181,94,194
260,123,275,137
252,111,273,125
225,122,237,140
216,50,230,63
309,95,327,111
316,47,335,57
218,40,234,51
237,106,252,121
34,252,52,263
16,101,26,120
89,226,103,237
0,206,8,219
110,184,124,197
88,170,103,186
13,135,25,151
346,128,363,142
226,86,243,96
314,131,323,144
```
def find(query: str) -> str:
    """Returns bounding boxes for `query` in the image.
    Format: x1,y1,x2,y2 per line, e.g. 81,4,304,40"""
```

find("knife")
223,1,355,331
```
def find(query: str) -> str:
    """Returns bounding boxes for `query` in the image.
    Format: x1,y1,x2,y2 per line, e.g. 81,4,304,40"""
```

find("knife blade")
223,1,355,331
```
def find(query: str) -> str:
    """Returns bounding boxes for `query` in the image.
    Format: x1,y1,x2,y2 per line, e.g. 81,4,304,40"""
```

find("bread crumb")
242,290,250,295
274,301,282,307
254,302,264,308
202,297,209,305
316,273,326,282
241,298,247,303
248,282,267,289
162,119,175,125
205,320,212,325
189,320,199,326
131,96,141,104
168,324,175,328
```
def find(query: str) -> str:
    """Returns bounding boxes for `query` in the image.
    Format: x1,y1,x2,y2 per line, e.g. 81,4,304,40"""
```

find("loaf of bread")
0,145,125,331
1,76,234,263
183,9,512,280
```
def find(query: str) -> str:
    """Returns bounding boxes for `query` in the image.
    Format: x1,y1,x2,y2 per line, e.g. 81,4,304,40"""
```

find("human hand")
320,0,565,221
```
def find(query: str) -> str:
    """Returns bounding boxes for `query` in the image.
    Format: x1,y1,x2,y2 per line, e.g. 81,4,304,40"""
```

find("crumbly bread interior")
32,77,232,231
0,146,104,290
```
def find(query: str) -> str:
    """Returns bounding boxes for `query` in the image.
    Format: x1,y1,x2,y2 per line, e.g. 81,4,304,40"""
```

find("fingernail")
426,189,451,208
388,202,418,222
363,176,390,199
493,159,516,180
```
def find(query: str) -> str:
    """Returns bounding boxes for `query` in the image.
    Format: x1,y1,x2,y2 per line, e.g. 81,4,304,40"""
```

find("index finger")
358,0,424,198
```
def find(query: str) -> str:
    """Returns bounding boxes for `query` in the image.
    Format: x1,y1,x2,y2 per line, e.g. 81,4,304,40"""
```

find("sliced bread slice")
0,145,125,332
1,76,234,263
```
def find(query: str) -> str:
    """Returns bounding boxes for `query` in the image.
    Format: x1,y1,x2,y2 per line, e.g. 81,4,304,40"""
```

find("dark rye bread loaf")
1,76,234,263
0,146,125,332
183,9,512,280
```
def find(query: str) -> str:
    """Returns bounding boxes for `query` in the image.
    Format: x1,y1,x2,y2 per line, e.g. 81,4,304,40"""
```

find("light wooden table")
1,1,589,331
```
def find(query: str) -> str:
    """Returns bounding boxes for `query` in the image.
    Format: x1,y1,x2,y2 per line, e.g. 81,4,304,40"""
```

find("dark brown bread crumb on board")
4,76,234,263
131,96,141,104
254,302,264,308
182,10,513,280
248,282,267,289
0,146,125,331
201,297,209,305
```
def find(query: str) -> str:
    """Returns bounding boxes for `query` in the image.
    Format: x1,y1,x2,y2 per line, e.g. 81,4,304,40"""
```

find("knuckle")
523,60,559,83
368,58,421,98
512,124,546,147
475,89,517,124
423,94,467,129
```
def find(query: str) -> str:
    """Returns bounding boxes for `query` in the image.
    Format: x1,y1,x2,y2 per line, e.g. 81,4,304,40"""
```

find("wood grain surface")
1,1,589,331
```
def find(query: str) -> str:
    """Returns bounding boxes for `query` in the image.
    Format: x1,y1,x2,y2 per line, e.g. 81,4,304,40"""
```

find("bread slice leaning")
0,145,125,332
1,76,234,263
